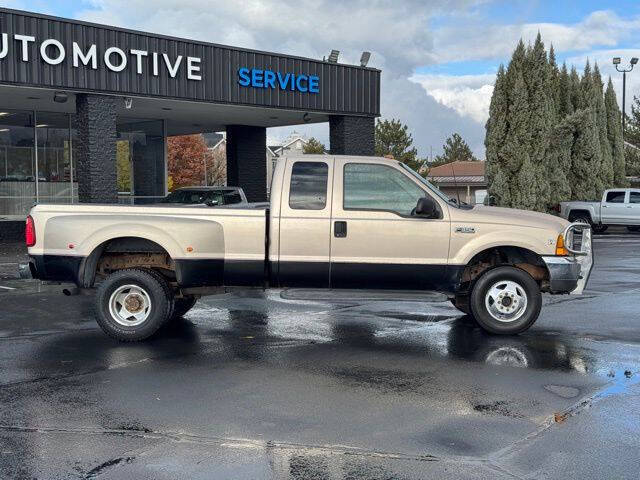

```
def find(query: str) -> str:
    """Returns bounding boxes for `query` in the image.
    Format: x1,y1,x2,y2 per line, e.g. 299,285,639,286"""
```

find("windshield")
399,162,462,208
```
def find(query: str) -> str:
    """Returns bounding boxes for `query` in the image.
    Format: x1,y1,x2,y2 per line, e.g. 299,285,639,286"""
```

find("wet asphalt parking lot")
1,234,639,479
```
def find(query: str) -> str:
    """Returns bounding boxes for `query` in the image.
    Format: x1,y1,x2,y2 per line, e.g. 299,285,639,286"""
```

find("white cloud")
433,10,640,64
73,0,487,157
564,49,640,111
409,73,495,123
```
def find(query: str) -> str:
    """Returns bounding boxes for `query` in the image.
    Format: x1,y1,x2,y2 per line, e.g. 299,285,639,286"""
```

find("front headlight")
565,229,574,251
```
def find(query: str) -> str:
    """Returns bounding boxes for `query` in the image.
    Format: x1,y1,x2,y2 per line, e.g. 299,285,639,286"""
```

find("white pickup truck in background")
559,188,640,233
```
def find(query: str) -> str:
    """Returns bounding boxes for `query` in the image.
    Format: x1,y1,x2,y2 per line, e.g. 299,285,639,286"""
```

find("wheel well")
568,209,592,223
80,237,174,287
458,246,549,294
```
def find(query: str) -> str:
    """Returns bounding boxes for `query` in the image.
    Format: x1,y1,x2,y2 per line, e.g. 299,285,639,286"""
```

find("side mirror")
414,196,439,218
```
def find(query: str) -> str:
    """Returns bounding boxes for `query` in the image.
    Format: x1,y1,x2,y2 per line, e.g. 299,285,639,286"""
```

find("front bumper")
542,224,593,295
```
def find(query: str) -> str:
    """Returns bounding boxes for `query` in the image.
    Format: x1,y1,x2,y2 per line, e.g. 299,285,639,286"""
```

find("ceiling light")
35,124,49,128
0,112,10,117
0,128,9,132
53,91,68,103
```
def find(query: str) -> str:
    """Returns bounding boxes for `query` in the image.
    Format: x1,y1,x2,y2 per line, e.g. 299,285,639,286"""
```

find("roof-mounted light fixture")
327,50,340,63
360,51,371,67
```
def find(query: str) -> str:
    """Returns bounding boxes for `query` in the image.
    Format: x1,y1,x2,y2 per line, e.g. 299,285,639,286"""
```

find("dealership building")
0,8,380,238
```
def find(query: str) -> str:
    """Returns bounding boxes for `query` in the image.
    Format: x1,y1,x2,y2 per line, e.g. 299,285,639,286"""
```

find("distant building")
427,161,487,205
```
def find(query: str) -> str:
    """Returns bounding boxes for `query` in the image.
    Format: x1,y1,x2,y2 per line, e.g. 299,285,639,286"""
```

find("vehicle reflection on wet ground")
1,236,640,479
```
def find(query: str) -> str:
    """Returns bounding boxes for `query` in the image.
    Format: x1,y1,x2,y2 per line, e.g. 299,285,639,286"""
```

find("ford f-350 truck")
26,155,593,341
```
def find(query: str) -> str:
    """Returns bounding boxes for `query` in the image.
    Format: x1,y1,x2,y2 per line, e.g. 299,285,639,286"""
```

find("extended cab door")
276,158,333,287
329,158,451,290
601,190,628,224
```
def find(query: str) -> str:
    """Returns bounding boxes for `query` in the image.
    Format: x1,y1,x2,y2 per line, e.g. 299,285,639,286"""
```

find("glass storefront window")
0,111,166,216
0,110,36,217
117,119,166,204
36,112,76,205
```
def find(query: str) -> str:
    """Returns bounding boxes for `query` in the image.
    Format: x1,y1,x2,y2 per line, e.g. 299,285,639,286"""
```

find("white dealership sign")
0,32,202,80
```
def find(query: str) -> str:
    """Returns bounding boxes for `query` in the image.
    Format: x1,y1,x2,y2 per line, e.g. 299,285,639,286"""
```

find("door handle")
334,221,347,238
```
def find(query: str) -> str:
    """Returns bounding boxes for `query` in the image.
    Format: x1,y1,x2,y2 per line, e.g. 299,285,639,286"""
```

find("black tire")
591,224,608,234
469,266,542,335
627,226,640,232
569,214,591,226
450,295,471,315
170,296,197,321
95,268,174,341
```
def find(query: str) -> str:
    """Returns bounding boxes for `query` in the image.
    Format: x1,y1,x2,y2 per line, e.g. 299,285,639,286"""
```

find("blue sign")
238,67,319,94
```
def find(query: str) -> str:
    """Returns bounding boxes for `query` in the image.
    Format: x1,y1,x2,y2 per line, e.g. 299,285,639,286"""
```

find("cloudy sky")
7,0,640,158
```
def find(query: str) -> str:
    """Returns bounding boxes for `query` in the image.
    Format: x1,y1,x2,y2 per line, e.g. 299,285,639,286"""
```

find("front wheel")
95,268,174,341
469,266,541,335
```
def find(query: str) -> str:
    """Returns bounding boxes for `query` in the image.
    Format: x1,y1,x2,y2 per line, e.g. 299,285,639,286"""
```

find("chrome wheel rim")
109,284,151,326
484,280,528,323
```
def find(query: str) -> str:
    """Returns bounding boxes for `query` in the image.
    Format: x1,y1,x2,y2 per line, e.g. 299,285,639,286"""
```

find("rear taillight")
25,215,36,247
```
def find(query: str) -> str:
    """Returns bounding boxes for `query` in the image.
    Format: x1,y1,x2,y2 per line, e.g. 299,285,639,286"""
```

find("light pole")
613,56,638,138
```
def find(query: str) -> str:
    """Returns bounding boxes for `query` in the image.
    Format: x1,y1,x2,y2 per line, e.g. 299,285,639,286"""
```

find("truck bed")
27,203,268,287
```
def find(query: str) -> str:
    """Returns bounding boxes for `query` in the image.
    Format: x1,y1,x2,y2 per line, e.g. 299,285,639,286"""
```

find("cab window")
289,161,328,210
630,192,640,204
605,191,626,203
343,163,425,216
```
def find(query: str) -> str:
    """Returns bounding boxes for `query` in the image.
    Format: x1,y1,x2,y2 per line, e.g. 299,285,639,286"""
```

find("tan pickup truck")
26,155,593,341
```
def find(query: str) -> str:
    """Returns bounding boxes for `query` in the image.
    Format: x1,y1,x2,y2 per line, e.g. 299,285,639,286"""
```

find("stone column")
226,125,267,202
329,115,375,156
75,94,117,203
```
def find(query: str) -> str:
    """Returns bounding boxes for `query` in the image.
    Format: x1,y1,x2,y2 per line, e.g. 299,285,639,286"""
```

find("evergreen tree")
431,133,478,166
577,61,604,196
569,108,600,200
557,63,574,117
303,137,326,154
524,33,554,210
485,65,509,202
605,78,627,186
547,119,572,204
374,119,424,172
484,33,622,209
514,155,538,209
626,95,640,146
548,45,561,116
592,63,614,190
569,67,583,111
